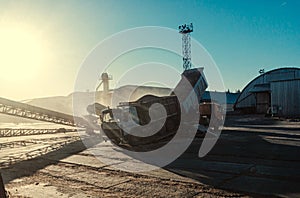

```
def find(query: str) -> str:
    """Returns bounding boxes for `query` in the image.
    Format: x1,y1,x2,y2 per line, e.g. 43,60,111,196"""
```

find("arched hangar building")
234,67,300,117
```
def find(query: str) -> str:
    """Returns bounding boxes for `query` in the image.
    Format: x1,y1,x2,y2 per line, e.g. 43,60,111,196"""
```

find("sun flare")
0,26,44,81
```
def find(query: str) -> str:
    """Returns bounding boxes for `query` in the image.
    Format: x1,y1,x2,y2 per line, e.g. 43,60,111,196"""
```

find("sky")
0,0,299,100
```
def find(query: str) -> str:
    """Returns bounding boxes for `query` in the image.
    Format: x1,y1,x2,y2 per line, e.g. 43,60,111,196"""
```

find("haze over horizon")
0,0,299,101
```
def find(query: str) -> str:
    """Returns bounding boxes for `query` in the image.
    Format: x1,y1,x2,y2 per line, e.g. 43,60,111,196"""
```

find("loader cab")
100,105,140,125
100,108,114,123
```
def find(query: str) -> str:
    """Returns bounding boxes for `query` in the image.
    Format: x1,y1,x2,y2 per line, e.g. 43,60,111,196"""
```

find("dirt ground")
1,114,300,197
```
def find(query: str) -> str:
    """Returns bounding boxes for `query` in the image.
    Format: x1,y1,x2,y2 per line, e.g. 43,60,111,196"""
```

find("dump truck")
99,68,214,148
199,102,224,127
100,94,181,147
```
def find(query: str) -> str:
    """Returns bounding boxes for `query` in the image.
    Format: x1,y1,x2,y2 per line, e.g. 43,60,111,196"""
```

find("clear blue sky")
0,0,299,100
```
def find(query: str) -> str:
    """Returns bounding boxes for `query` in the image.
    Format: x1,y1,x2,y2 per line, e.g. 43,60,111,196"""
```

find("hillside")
0,85,172,123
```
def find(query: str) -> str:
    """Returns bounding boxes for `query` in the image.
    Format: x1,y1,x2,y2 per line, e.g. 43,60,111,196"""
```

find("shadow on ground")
165,115,300,197
1,115,300,197
1,136,102,184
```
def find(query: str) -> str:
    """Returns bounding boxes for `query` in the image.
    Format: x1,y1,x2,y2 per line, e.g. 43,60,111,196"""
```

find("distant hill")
0,86,239,123
0,85,172,123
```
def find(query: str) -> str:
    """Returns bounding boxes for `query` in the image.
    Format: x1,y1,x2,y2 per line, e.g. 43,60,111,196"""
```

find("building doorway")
255,92,271,114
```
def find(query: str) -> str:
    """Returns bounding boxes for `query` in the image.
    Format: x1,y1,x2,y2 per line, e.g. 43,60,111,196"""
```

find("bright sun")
0,26,44,81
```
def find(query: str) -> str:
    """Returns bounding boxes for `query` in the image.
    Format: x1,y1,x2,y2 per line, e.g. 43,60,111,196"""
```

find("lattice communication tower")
178,23,193,70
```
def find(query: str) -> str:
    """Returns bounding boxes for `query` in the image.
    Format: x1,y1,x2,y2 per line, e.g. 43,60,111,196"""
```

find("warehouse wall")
271,80,300,117
234,78,263,109
235,68,300,112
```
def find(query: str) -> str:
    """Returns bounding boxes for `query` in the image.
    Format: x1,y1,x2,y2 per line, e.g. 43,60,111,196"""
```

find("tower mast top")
179,23,193,71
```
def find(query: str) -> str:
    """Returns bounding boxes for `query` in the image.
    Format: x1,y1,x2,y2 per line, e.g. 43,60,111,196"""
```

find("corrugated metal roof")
249,84,270,93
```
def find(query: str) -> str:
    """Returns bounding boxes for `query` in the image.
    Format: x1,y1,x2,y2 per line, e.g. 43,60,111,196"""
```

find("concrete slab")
43,154,108,169
167,168,235,186
168,159,253,175
221,175,300,197
254,165,300,180
40,164,80,176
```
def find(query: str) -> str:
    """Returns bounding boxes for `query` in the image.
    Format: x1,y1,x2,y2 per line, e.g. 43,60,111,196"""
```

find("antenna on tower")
179,23,193,70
